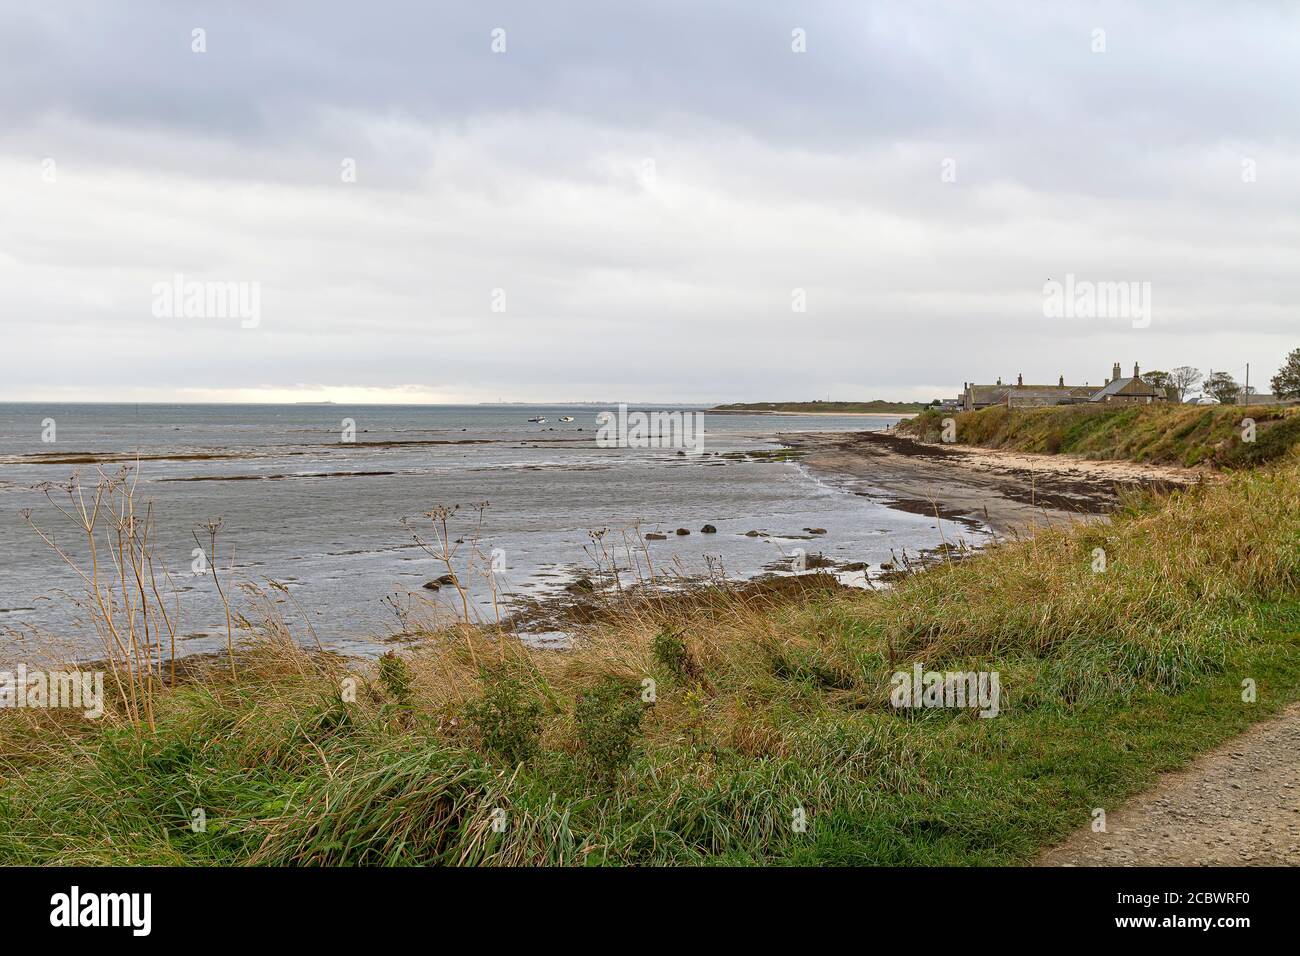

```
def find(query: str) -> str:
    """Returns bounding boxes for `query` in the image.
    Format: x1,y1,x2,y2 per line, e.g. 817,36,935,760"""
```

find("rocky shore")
779,429,1204,536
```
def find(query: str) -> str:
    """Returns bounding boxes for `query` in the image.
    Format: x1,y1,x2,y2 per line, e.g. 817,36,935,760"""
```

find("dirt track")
1036,702,1300,866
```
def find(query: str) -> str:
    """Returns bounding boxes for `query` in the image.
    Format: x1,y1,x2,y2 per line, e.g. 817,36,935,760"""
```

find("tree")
1167,366,1202,402
1270,347,1300,399
1203,371,1241,404
1144,370,1172,398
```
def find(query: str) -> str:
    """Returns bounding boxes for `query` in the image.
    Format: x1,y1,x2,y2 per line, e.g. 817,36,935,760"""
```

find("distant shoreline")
709,402,925,417
722,410,919,418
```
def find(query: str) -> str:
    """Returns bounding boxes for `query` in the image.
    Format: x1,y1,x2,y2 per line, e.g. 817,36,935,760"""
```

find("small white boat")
559,416,575,422
528,416,548,423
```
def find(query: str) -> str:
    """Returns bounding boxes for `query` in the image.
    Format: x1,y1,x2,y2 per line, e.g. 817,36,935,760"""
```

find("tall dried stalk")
195,519,237,680
404,504,484,668
22,468,192,731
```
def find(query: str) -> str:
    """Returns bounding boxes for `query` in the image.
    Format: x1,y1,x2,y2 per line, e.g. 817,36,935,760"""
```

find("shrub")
574,677,645,785
377,652,414,707
652,629,698,682
464,670,544,765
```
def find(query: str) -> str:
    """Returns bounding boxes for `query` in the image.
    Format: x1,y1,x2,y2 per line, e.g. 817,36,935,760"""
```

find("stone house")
1090,363,1165,405
957,362,1166,410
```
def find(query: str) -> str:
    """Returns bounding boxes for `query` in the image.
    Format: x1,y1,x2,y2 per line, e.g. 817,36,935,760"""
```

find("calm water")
0,403,971,662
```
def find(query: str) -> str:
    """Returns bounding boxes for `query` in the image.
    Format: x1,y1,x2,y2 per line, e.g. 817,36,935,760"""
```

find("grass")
1,454,1298,865
900,402,1300,467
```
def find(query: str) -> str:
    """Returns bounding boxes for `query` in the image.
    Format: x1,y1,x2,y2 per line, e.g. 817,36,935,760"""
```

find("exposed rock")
744,530,762,537
645,532,668,540
676,528,690,535
700,524,717,533
804,527,828,535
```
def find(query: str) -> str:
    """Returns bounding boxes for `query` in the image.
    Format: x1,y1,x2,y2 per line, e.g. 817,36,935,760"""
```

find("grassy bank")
900,403,1300,468
2,455,1298,865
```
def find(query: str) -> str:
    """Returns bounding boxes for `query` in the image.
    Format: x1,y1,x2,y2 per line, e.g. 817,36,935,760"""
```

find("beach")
2,404,1214,663
1,403,948,661
782,429,1203,535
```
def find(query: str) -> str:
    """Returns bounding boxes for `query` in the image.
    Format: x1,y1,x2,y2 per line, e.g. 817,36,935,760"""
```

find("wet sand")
780,430,1206,535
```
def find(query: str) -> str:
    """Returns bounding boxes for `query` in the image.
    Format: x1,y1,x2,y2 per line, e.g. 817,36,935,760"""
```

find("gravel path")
1036,702,1300,866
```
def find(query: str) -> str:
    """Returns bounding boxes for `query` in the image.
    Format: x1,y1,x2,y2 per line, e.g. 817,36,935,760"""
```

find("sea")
0,403,979,662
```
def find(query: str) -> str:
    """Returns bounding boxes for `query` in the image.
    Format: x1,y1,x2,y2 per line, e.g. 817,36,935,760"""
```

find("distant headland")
708,400,927,415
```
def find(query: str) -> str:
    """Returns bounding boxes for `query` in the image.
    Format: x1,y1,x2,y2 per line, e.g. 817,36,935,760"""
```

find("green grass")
901,403,1300,467
2,455,1298,866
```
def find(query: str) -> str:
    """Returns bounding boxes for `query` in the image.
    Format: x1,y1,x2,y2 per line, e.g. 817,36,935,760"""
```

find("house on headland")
1091,362,1165,405
955,362,1167,411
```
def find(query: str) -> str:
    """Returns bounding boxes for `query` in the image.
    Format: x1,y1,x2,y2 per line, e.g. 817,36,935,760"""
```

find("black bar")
0,866,1277,941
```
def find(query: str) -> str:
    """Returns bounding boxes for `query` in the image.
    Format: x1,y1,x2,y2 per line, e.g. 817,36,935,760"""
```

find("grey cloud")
1,1,1297,402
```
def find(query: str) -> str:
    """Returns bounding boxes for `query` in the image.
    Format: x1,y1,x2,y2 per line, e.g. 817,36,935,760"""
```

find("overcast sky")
2,1,1296,403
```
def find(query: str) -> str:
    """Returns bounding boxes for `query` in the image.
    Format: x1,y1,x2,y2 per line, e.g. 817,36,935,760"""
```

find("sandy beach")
781,430,1206,535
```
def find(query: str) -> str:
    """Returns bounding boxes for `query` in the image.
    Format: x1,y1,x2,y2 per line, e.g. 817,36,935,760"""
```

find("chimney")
1112,362,1122,382
1017,373,1023,386
1133,362,1140,378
